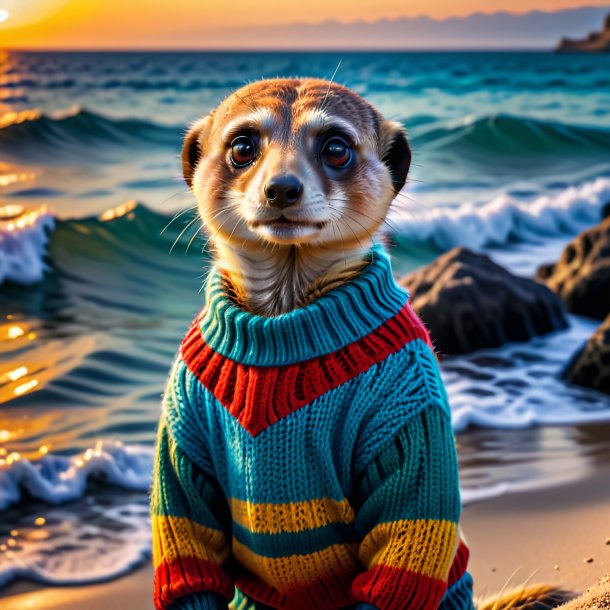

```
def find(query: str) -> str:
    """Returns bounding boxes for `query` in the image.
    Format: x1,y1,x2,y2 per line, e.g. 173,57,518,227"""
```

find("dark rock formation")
536,216,610,320
556,12,610,52
400,248,568,355
564,314,610,394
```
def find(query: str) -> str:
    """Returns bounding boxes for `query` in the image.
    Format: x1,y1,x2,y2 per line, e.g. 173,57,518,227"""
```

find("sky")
0,0,608,48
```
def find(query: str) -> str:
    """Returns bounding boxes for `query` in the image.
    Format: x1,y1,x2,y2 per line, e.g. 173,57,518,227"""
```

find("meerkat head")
181,77,411,314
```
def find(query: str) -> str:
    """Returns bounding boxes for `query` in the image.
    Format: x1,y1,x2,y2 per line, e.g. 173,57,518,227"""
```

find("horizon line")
2,46,560,53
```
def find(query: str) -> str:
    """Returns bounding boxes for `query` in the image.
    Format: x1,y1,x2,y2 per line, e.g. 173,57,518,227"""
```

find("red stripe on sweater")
448,540,470,587
153,556,233,610
235,570,357,610
352,564,447,610
181,303,432,437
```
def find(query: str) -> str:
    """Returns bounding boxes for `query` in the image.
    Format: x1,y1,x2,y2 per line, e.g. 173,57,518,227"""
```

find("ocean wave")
460,472,586,505
0,440,153,510
98,77,244,91
0,442,152,588
444,315,610,434
0,107,179,163
0,205,55,285
0,482,151,588
0,201,206,287
411,113,610,157
3,176,610,288
391,176,610,251
1,75,245,92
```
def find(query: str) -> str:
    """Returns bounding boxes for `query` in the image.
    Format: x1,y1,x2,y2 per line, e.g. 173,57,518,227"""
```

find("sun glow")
1,0,610,48
0,9,9,23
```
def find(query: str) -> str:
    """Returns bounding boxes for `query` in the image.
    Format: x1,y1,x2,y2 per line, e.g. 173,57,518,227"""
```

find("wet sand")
463,461,610,600
1,462,609,610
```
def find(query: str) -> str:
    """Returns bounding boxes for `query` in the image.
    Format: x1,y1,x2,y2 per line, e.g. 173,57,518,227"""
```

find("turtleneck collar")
196,245,408,367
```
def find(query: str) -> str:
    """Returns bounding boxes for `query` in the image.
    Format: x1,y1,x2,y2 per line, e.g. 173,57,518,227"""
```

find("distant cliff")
167,7,610,50
556,12,610,52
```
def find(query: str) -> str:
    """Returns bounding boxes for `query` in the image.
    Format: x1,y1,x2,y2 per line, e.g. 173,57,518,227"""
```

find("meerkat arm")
151,363,234,610
350,349,473,610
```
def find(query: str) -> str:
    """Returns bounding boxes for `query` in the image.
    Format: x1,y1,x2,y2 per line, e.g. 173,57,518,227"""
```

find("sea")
1,50,610,589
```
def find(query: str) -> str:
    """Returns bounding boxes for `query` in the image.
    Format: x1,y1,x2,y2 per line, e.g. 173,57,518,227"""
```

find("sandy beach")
2,461,608,610
464,462,610,600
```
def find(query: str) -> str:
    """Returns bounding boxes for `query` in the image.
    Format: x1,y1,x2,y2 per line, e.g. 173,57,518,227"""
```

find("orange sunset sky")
0,0,609,48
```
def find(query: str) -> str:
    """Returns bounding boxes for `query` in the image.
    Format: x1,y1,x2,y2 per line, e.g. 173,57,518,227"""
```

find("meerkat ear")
380,121,411,195
181,115,213,188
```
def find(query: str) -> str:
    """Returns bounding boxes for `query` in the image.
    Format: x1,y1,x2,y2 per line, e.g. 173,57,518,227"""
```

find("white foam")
0,441,153,510
391,177,610,251
0,206,55,285
460,469,586,506
443,315,610,434
0,498,151,589
0,441,154,588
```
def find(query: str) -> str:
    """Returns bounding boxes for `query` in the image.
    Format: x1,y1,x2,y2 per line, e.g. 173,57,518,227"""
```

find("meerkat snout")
181,77,411,315
263,174,303,209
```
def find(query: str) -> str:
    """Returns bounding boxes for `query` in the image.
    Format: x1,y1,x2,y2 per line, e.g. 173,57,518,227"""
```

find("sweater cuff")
168,591,229,610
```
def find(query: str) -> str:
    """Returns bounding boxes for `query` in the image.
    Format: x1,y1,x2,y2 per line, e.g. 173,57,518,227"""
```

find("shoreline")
1,462,609,610
462,460,610,598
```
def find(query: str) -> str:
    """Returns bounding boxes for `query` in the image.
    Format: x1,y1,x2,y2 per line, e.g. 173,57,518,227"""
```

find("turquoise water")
1,51,610,589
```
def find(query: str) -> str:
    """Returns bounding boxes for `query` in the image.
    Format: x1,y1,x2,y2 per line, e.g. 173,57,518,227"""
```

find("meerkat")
150,78,568,610
179,78,410,317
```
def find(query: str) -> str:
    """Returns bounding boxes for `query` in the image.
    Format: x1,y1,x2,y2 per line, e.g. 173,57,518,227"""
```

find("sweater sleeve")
151,360,234,610
350,347,462,610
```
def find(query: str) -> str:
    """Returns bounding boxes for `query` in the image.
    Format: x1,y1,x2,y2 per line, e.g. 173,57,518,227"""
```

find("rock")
556,575,610,609
400,248,568,355
556,12,610,52
536,216,610,320
564,313,610,394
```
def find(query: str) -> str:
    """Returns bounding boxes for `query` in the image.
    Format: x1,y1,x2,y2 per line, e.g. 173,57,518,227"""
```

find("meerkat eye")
230,135,256,167
321,136,352,169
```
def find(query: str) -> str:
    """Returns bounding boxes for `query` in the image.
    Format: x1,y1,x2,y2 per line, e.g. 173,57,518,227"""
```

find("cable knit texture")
151,245,474,610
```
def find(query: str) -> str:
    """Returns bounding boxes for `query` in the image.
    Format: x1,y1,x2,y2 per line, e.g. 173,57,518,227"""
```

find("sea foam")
443,315,610,434
0,494,151,589
391,176,610,251
0,441,153,511
0,205,55,285
0,441,154,588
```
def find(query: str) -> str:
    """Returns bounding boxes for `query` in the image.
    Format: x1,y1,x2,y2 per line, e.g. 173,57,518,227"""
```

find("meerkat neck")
213,241,374,317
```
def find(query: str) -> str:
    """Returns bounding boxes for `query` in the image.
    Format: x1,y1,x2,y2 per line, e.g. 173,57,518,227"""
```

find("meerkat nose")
264,174,303,209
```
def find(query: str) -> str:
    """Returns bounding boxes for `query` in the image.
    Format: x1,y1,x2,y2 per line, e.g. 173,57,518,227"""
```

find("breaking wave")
411,113,610,157
0,107,179,163
392,176,610,251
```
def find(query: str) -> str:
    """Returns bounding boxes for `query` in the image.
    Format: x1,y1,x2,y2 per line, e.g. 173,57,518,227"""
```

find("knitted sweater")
151,246,473,610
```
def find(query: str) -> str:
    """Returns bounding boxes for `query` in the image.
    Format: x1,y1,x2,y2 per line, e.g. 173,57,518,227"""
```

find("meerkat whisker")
320,58,343,114
339,210,377,243
160,204,198,235
160,188,194,206
247,82,260,113
185,224,205,254
169,214,200,253
338,216,365,249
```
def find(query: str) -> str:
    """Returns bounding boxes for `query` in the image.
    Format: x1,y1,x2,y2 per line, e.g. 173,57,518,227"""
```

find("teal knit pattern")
151,245,474,610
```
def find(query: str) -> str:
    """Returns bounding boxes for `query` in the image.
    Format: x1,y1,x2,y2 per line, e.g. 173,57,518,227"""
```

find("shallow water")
1,50,610,589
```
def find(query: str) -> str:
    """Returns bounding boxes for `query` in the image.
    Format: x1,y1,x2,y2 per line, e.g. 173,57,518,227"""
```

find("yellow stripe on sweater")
152,515,229,567
230,497,355,534
232,538,360,592
358,519,457,581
